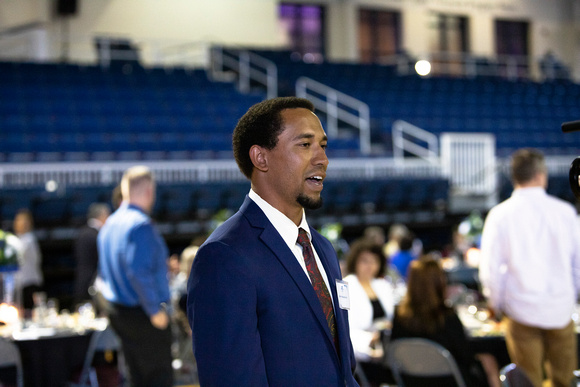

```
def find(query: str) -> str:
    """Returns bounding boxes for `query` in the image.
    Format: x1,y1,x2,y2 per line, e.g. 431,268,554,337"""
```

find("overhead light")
415,60,431,76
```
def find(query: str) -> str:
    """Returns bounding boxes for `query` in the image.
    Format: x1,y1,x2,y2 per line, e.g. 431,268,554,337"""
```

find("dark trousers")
22,284,42,310
108,303,173,387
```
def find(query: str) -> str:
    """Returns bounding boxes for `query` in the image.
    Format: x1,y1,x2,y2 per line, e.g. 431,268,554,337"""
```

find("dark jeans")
22,284,42,310
107,303,173,387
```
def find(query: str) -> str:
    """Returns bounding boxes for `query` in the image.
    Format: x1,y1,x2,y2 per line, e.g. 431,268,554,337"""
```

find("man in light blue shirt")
98,165,172,387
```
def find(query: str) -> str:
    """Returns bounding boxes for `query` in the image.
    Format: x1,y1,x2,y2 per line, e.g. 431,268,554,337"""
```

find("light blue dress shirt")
98,202,170,316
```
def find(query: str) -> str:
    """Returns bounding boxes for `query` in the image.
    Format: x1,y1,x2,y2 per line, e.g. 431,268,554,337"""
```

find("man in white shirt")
480,148,580,387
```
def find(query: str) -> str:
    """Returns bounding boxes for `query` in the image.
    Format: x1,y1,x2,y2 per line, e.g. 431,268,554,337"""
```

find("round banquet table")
16,330,93,387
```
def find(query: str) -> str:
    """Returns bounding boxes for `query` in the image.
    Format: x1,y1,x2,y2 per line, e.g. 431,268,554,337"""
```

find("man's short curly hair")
232,97,315,179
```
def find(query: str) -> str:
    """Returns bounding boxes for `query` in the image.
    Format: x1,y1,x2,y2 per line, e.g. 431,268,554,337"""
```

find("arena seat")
250,49,580,156
0,61,264,162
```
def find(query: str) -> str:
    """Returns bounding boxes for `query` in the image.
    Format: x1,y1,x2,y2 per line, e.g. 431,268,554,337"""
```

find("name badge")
335,279,350,310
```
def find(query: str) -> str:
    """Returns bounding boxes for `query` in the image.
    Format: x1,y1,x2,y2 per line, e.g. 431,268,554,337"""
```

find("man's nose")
314,145,329,167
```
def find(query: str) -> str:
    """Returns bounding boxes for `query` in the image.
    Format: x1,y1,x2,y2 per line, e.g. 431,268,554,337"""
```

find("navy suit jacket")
187,196,359,386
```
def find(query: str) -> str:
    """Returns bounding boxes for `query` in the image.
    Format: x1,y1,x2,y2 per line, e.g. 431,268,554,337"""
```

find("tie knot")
297,228,310,248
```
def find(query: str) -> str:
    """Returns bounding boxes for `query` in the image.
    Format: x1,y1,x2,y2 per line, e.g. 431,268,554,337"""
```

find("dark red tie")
297,227,339,353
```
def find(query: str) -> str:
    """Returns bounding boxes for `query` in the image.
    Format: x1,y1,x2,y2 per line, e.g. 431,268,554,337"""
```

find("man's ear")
249,145,268,172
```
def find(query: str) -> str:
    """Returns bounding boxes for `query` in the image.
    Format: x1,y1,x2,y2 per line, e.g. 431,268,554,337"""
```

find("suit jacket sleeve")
187,240,269,386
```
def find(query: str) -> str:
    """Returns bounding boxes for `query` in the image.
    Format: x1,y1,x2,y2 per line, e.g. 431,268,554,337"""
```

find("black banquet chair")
387,338,467,387
70,325,127,387
499,363,534,387
0,337,23,387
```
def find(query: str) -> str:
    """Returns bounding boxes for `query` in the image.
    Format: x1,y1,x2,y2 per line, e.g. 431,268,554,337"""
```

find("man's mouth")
306,175,324,186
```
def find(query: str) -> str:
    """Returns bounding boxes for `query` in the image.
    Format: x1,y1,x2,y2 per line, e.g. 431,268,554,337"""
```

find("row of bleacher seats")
252,49,580,156
3,53,579,161
2,174,576,231
322,177,449,214
2,91,253,121
0,61,264,160
0,181,250,227
498,174,576,204
0,178,451,229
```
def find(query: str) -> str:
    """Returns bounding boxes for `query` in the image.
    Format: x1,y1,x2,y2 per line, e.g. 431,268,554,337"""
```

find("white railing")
440,133,496,195
0,158,444,189
379,51,572,82
392,120,439,164
94,36,141,68
295,77,371,156
0,160,244,189
0,23,573,84
139,40,210,68
0,22,49,62
209,47,277,99
94,37,210,69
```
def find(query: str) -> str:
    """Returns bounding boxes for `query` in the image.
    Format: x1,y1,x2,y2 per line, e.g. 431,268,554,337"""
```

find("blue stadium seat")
159,184,195,221
0,61,265,161
194,183,226,218
222,182,250,211
0,189,35,222
32,194,71,227
321,182,355,214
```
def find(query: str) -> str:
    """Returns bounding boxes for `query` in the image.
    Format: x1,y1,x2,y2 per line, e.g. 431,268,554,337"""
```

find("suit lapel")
261,227,335,342
242,198,337,351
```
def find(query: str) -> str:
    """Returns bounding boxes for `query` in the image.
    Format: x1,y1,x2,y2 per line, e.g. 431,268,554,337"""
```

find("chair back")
387,338,467,387
74,325,125,387
0,337,23,387
499,363,534,387
354,361,371,387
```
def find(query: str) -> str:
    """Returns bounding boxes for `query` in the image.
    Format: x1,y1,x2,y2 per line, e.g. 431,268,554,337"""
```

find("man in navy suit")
187,97,359,386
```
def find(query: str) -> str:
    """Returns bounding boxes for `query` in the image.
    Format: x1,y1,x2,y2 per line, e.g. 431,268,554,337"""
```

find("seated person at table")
391,256,499,387
389,231,416,280
343,238,395,386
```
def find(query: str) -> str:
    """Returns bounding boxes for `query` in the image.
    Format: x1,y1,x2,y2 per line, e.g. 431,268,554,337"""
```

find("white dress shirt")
343,273,394,360
249,189,333,300
480,187,580,328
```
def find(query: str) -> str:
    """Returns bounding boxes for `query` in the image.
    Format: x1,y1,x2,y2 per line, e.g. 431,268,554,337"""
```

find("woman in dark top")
390,257,499,387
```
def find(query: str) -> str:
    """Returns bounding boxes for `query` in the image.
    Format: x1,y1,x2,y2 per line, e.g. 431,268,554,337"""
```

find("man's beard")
297,193,323,210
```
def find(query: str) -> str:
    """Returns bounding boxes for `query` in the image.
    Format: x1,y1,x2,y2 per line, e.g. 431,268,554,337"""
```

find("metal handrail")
0,156,574,199
153,40,210,68
295,77,371,155
440,133,496,195
0,158,442,189
210,47,277,99
94,37,141,68
392,120,439,164
379,51,570,81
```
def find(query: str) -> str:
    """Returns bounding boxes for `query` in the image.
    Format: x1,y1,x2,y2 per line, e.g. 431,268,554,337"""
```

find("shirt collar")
248,189,311,248
87,218,104,230
512,186,546,197
124,202,146,214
